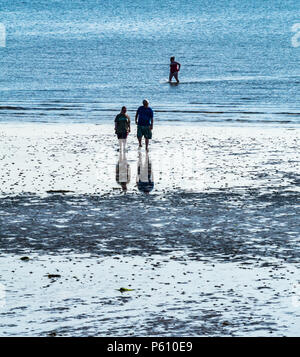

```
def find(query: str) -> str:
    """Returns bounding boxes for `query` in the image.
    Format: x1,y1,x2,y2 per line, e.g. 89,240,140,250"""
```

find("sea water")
0,0,299,125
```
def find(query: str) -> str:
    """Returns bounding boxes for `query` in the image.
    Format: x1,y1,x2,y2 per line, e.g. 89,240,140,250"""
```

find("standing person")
135,99,153,151
169,56,181,83
114,106,130,152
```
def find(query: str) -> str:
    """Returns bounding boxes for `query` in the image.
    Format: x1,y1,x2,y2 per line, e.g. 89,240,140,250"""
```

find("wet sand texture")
0,123,299,336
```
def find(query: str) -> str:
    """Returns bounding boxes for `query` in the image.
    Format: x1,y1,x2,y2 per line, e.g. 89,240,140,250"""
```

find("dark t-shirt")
170,61,180,73
137,106,153,126
115,114,130,133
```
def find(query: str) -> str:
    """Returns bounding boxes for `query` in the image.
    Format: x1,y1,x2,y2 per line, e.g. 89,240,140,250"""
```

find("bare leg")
138,137,142,147
174,72,179,83
169,72,174,82
145,138,149,151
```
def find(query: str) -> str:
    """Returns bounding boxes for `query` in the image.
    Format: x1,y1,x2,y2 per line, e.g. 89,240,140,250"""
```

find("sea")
0,0,300,337
0,0,299,125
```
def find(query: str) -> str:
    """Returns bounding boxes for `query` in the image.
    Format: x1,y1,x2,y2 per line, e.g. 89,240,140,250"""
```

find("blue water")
0,0,299,124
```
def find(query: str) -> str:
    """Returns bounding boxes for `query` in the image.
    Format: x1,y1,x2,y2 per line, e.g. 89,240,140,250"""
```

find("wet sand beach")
0,123,299,336
0,123,299,195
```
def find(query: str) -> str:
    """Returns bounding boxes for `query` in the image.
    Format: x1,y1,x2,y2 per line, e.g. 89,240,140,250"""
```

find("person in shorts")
135,99,153,151
115,106,130,151
169,56,181,83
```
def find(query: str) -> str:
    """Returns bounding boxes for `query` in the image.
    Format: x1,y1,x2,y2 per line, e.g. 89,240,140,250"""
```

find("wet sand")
0,123,299,336
0,122,299,195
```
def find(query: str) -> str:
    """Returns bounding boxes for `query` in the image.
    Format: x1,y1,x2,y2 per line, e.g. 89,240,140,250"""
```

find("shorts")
117,132,128,139
137,126,152,139
169,71,178,78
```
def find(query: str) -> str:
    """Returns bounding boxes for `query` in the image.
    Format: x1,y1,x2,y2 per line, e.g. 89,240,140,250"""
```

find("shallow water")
0,0,299,125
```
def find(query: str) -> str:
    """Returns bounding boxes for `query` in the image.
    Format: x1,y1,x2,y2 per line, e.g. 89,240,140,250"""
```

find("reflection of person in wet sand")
136,151,154,194
116,150,131,191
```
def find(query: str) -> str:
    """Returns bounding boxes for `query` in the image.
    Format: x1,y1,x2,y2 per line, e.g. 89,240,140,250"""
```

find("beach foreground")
0,123,299,336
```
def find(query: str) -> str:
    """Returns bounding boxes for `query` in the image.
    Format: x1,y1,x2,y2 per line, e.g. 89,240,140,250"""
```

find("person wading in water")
169,56,181,83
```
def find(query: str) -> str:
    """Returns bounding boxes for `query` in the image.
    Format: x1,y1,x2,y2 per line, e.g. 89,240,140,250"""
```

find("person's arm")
114,116,118,133
177,62,181,71
135,110,139,125
150,109,154,130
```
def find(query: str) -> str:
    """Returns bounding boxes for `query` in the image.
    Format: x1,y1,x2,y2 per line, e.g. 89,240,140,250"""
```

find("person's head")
143,99,149,107
170,56,175,62
121,106,127,114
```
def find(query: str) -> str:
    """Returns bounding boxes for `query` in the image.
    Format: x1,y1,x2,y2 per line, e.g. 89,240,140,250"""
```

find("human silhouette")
116,150,131,192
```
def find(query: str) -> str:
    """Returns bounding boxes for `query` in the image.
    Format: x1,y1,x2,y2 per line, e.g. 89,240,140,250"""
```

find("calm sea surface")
0,0,299,125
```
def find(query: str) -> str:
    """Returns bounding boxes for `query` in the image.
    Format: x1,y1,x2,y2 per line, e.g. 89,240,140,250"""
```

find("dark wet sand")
0,123,299,336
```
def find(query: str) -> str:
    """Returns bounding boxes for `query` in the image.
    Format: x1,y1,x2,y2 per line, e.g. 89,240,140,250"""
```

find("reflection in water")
137,151,154,194
115,151,131,191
